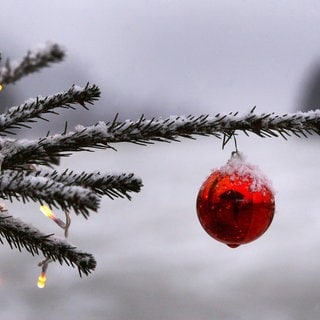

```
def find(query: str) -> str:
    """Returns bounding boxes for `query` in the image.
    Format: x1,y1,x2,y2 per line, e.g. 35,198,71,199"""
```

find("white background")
0,1,319,319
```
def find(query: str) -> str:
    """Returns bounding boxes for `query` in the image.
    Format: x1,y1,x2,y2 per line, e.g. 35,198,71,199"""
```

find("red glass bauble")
196,153,275,248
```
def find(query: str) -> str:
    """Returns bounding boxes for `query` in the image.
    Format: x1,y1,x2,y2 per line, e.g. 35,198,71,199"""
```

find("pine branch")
1,110,319,169
0,170,99,218
0,127,113,169
0,83,100,135
33,169,143,200
0,138,61,168
46,110,320,148
100,110,320,142
0,211,96,276
0,43,65,85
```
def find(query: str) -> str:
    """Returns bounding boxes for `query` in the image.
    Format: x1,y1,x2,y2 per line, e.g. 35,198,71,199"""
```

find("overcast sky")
1,1,320,122
1,2,320,320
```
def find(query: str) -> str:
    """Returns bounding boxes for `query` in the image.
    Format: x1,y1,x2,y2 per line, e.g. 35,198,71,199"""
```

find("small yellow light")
40,205,67,229
40,205,56,220
37,272,47,289
0,84,3,91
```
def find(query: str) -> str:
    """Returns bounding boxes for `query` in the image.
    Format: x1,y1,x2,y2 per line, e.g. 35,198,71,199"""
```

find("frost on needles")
0,43,319,286
0,43,143,281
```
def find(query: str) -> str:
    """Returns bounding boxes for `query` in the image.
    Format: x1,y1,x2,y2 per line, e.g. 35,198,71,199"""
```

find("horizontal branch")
0,43,65,86
0,110,319,168
0,128,113,168
0,83,100,135
101,110,320,142
0,170,99,218
0,211,96,276
40,109,320,146
34,169,143,200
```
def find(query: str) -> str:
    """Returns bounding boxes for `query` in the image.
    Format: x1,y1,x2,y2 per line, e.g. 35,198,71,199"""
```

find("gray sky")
1,1,320,120
1,2,320,320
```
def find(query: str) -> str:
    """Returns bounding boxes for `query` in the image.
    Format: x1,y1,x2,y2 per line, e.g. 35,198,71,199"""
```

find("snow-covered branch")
0,168,142,217
0,43,65,85
101,110,320,143
1,110,319,169
0,83,100,135
0,170,100,218
0,211,96,276
34,169,143,200
45,110,320,149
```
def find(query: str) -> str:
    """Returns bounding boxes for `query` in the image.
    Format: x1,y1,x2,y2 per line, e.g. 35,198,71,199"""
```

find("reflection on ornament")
196,152,275,248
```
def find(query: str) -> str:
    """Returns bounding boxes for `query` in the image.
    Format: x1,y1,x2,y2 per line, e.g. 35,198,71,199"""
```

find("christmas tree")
0,43,319,288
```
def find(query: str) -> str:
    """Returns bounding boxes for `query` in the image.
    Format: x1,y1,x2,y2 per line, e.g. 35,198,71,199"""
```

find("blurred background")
0,1,320,319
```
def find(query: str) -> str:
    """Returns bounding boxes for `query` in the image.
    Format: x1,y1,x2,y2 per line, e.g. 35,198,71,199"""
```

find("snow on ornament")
196,152,275,248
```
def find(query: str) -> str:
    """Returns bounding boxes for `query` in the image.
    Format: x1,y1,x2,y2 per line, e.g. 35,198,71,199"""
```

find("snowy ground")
0,1,320,319
0,134,319,320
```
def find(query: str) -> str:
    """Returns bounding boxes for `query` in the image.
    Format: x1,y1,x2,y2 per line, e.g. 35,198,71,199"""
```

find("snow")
217,151,274,193
72,84,85,93
57,137,319,320
1,135,319,320
31,42,63,59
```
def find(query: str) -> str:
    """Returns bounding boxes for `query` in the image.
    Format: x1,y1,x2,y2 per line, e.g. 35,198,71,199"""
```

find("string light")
37,257,51,289
40,204,55,220
40,205,66,229
37,206,71,288
37,272,47,289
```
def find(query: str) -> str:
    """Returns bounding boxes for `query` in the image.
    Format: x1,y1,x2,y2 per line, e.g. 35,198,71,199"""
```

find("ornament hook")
222,131,239,153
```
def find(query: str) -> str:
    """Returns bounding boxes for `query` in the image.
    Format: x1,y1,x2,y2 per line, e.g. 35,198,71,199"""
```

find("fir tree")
0,43,319,287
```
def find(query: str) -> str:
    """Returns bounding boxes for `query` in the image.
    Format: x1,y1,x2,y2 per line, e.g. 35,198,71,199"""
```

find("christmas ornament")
196,152,275,248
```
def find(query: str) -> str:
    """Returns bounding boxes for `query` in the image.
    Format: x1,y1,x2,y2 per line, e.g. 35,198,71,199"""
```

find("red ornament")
196,152,275,248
